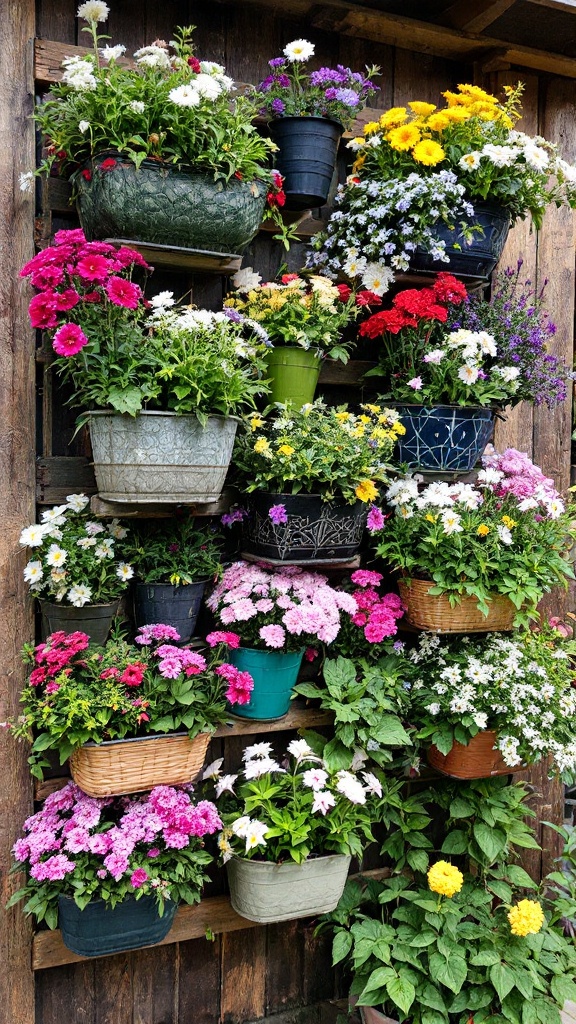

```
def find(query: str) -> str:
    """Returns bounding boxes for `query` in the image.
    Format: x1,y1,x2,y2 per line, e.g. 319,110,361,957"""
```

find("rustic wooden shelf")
31,866,389,971
105,239,243,274
241,552,362,569
89,489,237,518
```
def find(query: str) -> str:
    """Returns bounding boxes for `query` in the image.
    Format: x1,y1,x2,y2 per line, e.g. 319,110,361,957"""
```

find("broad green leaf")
551,976,576,1004
436,956,467,995
406,849,429,874
471,950,501,967
418,982,446,1013
473,821,507,863
409,931,437,948
449,797,475,818
440,831,468,855
386,974,415,1014
505,865,539,889
332,930,353,965
488,880,513,902
357,966,396,999
490,963,516,1002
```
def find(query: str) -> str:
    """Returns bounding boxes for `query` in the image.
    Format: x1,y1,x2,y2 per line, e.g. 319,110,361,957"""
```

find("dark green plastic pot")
38,599,119,645
134,581,207,643
57,894,178,957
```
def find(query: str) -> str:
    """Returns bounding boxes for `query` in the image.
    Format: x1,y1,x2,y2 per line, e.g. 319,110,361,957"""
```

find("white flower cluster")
61,55,98,93
386,476,483,533
168,61,234,107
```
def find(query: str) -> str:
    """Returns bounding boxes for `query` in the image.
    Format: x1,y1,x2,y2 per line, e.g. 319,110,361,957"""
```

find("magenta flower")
268,503,288,525
52,322,90,356
105,276,142,309
351,569,383,588
205,631,241,649
29,854,76,881
130,868,149,889
75,254,113,282
28,291,58,329
366,506,385,532
54,288,81,311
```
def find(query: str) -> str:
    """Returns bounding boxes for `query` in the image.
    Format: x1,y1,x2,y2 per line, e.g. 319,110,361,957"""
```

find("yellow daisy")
412,139,445,165
379,106,408,129
355,479,378,503
388,123,421,151
408,100,437,117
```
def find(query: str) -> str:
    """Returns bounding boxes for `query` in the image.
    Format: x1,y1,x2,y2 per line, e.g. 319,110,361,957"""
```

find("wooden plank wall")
14,1,575,1021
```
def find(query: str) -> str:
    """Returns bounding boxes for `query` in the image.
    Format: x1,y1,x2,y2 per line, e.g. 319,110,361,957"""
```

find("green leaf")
332,930,353,965
406,849,429,874
421,1011,447,1024
377,714,412,746
357,966,396,1001
505,866,539,890
471,950,501,967
473,821,507,863
490,963,516,1002
418,982,447,1013
107,385,143,416
523,1003,540,1024
436,956,467,995
488,880,513,902
386,974,415,1014
409,931,437,948
440,831,468,855
551,976,576,1005
449,797,475,818
534,998,561,1024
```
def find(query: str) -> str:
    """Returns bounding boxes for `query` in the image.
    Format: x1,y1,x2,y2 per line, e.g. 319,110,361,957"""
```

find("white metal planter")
227,853,351,924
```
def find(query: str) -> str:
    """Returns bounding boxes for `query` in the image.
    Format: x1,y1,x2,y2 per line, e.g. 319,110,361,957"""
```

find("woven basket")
397,579,515,633
427,730,525,779
69,732,211,797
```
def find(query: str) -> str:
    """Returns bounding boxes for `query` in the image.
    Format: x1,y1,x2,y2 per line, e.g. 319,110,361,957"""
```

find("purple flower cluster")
256,56,378,129
13,782,222,888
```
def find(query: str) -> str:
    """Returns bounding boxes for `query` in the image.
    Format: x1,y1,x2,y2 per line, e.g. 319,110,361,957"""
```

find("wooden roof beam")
441,0,518,32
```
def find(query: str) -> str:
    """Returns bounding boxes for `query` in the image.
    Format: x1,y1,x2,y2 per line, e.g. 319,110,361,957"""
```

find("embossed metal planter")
410,201,510,280
227,853,351,923
243,492,367,562
88,411,239,503
74,153,267,253
58,894,178,957
391,405,495,472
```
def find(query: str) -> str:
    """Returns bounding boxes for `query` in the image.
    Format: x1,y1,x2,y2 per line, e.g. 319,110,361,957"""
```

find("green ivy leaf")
473,821,507,862
386,974,416,1014
332,930,353,965
436,956,467,994
490,962,516,1002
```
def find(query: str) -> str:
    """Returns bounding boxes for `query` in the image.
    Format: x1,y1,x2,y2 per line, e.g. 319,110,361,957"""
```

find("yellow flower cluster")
427,860,464,897
507,899,545,936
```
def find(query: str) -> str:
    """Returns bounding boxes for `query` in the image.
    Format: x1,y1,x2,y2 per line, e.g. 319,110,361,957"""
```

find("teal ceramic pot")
227,646,304,720
74,153,268,254
58,894,177,957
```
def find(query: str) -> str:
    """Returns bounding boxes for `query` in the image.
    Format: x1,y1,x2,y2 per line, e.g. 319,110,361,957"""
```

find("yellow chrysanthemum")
457,83,498,103
426,112,452,132
278,444,294,456
355,479,378,503
363,120,381,135
507,900,545,937
335,411,351,422
477,524,490,536
425,513,437,523
379,106,408,129
501,515,517,528
250,416,265,431
363,403,381,414
351,136,365,148
254,437,270,454
412,139,446,166
352,425,365,438
427,861,464,898
442,106,473,124
359,415,371,424
408,101,437,117
442,90,467,108
392,421,406,435
388,123,421,151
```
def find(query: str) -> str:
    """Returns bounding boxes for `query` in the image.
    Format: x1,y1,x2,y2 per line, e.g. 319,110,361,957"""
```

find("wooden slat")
36,456,97,504
319,359,376,386
89,489,237,518
441,0,518,32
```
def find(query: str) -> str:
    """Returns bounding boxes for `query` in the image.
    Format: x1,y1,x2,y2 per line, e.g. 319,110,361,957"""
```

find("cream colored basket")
69,731,211,797
398,579,515,633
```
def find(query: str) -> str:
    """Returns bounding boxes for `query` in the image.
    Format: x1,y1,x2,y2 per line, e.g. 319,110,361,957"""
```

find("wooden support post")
0,2,37,1021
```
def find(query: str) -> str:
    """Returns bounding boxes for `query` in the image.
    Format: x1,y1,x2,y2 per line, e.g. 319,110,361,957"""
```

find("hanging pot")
69,731,212,797
269,117,343,210
57,893,178,957
88,411,239,504
74,153,267,254
427,729,525,779
226,853,351,923
227,646,304,720
242,492,367,563
409,201,511,281
389,404,495,472
133,580,207,643
38,599,120,645
397,579,516,633
263,347,321,407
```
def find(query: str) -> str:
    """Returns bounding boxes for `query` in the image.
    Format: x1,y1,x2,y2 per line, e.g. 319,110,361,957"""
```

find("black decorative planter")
392,405,495,471
58,894,178,957
269,117,343,210
242,492,367,562
410,201,510,280
134,581,207,643
74,152,267,254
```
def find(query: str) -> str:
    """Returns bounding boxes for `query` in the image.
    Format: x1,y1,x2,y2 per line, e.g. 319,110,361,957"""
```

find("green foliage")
128,515,223,585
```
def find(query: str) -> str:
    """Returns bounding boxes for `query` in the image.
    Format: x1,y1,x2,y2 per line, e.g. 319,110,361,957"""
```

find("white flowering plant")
374,447,575,624
400,628,576,781
19,494,132,607
32,4,276,185
203,738,386,864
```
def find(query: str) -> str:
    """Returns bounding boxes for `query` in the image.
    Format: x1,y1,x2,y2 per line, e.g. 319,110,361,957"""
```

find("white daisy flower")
311,790,336,815
99,44,125,62
23,561,43,584
46,544,67,567
335,770,366,804
67,584,92,607
116,562,134,580
66,493,90,511
168,84,201,107
19,523,49,547
245,820,269,851
149,291,175,311
286,738,315,761
283,39,315,62
231,267,262,292
129,100,145,114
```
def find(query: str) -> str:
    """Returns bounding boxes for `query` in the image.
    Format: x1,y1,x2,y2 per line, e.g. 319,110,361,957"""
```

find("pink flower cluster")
13,781,222,887
20,229,150,357
135,623,181,645
215,663,254,705
206,561,357,649
480,447,564,517
28,630,90,692
155,645,207,679
348,570,405,643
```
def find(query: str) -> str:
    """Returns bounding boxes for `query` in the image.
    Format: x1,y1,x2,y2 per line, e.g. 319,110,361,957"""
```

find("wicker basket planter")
397,579,516,633
427,729,525,779
69,731,211,797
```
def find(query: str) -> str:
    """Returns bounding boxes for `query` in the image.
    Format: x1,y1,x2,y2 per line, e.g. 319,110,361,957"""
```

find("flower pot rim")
231,851,351,868
386,403,494,413
87,410,241,423
78,151,266,185
250,489,358,503
134,578,210,586
233,644,305,655
38,598,120,609
269,114,344,130
80,729,211,749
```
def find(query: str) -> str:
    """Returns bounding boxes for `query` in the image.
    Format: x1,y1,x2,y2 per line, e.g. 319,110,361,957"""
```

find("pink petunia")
351,569,383,588
205,631,241,648
130,868,149,889
366,506,385,532
105,276,142,309
52,322,89,356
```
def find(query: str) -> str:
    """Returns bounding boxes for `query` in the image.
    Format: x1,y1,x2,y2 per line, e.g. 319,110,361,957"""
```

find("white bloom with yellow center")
245,820,269,852
46,544,68,567
441,510,463,535
168,83,201,107
116,562,134,581
23,561,43,584
362,262,394,296
66,493,90,511
459,152,481,171
231,815,251,838
457,363,480,385
19,524,49,548
67,584,92,607
283,39,315,61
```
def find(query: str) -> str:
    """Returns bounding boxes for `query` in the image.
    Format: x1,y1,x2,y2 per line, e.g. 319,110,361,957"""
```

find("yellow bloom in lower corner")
427,861,464,898
507,900,545,937
477,524,490,536
356,480,378,503
501,515,517,529
412,139,446,166
425,513,437,524
278,444,295,456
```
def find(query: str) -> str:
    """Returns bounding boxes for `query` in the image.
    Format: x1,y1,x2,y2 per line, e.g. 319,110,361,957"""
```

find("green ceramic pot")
74,153,267,253
264,347,321,407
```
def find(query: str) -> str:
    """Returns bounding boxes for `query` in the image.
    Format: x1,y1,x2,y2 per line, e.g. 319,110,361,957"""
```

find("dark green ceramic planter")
74,153,268,253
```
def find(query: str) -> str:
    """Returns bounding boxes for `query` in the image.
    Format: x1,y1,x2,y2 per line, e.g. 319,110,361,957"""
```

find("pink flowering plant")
206,560,358,653
374,447,575,624
204,738,385,865
19,493,132,606
9,625,253,778
7,781,222,927
333,569,405,660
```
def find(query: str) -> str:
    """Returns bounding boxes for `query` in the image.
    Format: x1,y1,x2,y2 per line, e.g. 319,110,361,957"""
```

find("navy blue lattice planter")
410,201,510,281
392,405,495,471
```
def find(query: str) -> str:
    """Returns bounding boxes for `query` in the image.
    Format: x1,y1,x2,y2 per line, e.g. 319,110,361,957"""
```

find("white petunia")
67,584,92,607
99,44,125,62
149,291,175,311
168,84,200,107
19,524,49,548
423,349,445,365
242,741,273,761
215,774,238,798
494,366,521,383
244,757,284,779
231,267,262,292
302,768,329,791
245,820,269,852
311,790,336,815
287,738,315,761
46,544,67,567
231,815,251,837
202,758,224,780
497,525,513,545
23,560,43,584
361,771,383,797
77,0,109,22
283,39,315,62
335,770,366,804
116,562,134,581
66,493,90,511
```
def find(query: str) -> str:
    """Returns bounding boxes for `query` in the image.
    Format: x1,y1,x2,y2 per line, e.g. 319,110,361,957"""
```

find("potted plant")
205,738,384,923
231,399,404,561
372,446,575,629
308,82,576,287
7,781,222,956
255,40,379,209
7,624,253,792
30,4,290,252
129,516,223,641
397,627,576,779
19,493,132,642
225,268,361,406
21,232,271,502
205,562,358,720
327,863,576,1024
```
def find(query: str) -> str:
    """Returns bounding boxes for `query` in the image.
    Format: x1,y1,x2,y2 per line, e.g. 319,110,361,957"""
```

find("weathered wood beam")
0,2,37,1022
527,0,576,10
441,0,517,32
